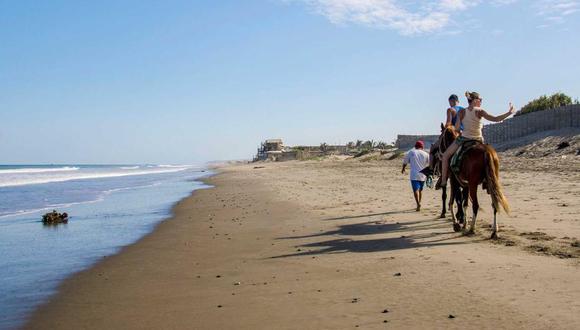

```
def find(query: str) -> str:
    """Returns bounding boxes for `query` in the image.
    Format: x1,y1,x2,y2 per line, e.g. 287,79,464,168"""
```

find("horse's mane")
439,125,459,152
442,124,459,138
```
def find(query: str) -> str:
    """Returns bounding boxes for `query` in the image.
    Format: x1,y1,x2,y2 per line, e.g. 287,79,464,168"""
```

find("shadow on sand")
272,212,474,259
322,209,416,221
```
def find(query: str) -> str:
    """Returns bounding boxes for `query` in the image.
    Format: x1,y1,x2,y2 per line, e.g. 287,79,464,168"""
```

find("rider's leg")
439,142,459,188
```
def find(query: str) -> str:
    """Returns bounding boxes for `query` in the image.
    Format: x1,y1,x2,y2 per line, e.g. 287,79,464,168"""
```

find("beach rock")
448,314,456,319
393,272,402,276
41,210,68,225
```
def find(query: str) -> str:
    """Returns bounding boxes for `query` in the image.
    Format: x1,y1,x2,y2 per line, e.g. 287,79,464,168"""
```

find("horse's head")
445,125,459,137
440,124,459,151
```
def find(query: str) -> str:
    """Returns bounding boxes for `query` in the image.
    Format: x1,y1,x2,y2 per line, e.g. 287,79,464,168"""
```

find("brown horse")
442,126,511,238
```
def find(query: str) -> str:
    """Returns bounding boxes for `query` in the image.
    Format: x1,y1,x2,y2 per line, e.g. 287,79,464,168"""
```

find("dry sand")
26,156,580,329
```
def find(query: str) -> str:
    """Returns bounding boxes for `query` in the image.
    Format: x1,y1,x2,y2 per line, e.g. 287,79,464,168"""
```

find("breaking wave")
0,167,79,174
0,166,191,188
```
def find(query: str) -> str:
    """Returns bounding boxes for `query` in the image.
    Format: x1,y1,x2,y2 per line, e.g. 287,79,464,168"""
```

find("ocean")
0,164,211,329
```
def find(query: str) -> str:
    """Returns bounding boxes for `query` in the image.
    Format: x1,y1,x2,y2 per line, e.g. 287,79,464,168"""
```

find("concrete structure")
483,105,580,145
395,135,439,151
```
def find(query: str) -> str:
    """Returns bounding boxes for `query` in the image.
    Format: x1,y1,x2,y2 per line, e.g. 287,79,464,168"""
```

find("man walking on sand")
402,141,429,211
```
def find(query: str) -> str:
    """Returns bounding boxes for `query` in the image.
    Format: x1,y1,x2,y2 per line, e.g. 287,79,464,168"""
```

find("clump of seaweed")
42,210,69,225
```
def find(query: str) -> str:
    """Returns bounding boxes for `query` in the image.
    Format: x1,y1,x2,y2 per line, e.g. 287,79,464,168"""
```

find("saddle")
450,138,482,176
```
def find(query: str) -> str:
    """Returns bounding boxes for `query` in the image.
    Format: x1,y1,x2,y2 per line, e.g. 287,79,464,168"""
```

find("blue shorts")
411,180,425,192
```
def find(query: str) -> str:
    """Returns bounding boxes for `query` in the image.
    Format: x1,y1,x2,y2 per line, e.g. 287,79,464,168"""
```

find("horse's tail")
484,144,510,214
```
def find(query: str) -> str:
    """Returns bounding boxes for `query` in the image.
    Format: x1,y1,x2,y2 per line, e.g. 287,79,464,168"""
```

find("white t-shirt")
403,148,429,181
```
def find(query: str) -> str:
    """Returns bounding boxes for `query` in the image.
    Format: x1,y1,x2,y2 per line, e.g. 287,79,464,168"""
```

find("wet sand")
26,158,580,329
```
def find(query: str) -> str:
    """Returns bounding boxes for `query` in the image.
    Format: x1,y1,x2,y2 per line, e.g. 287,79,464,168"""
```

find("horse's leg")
466,183,479,235
461,187,469,228
490,205,498,239
440,185,447,218
448,185,454,220
450,181,461,232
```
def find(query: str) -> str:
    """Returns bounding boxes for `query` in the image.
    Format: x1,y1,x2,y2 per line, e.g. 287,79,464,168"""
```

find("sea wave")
0,182,163,219
157,165,193,168
0,167,189,188
0,167,80,174
119,166,140,170
0,199,105,219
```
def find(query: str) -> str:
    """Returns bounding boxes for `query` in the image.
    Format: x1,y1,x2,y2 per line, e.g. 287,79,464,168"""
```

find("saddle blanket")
450,137,483,176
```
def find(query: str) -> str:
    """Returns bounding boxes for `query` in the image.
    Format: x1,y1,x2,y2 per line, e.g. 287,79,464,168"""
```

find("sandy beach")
25,156,580,329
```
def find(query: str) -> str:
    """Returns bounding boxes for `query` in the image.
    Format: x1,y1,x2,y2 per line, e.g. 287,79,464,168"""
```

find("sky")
1,0,579,164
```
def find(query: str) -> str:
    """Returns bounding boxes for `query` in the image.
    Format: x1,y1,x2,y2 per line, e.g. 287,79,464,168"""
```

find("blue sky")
1,0,579,164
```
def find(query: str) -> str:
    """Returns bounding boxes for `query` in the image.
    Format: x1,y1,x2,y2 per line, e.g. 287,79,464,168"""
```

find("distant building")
254,139,354,162
264,139,283,151
255,139,285,161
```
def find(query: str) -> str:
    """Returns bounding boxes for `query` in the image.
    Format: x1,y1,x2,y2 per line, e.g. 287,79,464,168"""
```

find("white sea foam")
0,182,163,219
157,164,193,168
0,167,80,174
120,166,140,170
0,199,105,219
0,167,189,188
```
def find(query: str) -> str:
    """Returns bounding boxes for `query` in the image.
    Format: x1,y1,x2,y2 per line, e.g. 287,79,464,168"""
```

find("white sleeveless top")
462,107,483,140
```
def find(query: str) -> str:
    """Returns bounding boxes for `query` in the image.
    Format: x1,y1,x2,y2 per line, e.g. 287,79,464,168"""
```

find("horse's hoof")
439,214,446,219
453,223,461,232
490,232,498,240
463,230,475,236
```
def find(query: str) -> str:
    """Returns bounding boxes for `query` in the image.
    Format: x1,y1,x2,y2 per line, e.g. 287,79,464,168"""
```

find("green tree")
515,92,579,117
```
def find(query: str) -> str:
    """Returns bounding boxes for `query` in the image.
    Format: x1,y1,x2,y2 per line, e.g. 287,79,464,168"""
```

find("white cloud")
535,0,579,27
491,0,518,5
290,0,478,35
287,0,510,35
439,0,479,11
287,0,577,35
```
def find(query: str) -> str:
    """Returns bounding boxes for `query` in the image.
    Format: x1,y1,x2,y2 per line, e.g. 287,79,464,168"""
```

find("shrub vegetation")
515,92,579,117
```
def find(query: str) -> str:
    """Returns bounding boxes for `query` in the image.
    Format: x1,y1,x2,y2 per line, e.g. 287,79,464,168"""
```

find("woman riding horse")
437,91,515,190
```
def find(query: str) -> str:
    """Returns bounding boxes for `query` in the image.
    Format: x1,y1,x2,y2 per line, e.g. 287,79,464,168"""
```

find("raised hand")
508,102,515,114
